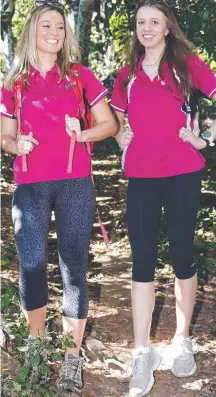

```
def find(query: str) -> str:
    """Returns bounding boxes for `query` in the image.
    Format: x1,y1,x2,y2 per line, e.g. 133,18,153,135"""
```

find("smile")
45,39,58,44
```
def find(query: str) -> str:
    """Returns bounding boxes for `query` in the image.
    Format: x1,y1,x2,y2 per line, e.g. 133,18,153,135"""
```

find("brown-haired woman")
111,1,216,396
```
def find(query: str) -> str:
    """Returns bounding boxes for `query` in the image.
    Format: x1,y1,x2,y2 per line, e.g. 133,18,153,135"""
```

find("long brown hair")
126,0,196,100
4,5,80,90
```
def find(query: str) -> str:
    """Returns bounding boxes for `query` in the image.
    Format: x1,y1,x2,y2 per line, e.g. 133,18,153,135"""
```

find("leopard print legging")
12,177,96,318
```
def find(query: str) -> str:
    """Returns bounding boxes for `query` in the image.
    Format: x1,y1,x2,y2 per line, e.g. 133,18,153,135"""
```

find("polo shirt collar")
135,53,183,101
29,64,59,78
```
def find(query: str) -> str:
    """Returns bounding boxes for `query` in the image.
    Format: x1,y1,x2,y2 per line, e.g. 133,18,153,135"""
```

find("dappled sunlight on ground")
1,151,216,396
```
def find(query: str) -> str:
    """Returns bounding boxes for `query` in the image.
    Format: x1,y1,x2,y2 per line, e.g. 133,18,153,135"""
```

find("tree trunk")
1,0,16,70
77,0,94,66
68,0,80,27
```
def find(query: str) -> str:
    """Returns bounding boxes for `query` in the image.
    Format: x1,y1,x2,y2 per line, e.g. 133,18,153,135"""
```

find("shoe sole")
171,362,197,378
129,353,162,397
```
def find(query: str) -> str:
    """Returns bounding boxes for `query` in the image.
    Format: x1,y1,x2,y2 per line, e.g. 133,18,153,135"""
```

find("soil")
1,151,216,397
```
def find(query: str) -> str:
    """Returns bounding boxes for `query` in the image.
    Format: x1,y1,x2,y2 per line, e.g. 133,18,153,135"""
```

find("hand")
17,132,39,156
179,127,207,150
65,115,82,142
116,129,134,150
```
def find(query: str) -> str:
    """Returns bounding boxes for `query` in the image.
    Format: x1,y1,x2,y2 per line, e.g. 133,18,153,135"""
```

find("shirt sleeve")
0,86,16,119
111,66,129,113
80,66,108,108
187,54,216,99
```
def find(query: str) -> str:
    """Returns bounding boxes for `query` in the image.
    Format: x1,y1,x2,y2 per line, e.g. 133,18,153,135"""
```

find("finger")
21,141,31,151
66,122,80,130
66,125,76,133
66,130,72,137
29,143,34,151
182,132,192,139
26,136,39,145
66,124,79,131
19,135,39,145
66,117,79,122
18,150,30,155
19,141,33,151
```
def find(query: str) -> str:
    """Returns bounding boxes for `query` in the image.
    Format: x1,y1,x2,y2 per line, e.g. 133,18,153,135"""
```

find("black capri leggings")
127,171,201,282
12,177,96,318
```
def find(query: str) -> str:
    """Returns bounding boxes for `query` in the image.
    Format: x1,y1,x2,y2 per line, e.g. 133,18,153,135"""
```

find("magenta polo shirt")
1,65,108,184
111,54,216,178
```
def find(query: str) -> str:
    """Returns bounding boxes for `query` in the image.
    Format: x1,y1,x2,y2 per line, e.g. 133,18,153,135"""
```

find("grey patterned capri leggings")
12,177,96,318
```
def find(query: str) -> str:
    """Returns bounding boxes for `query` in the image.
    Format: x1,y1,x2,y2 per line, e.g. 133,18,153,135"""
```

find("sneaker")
129,346,162,397
58,354,83,396
171,336,197,378
27,335,49,382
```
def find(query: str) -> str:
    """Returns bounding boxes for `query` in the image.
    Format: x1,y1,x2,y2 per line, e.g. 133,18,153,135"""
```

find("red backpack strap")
67,63,91,173
13,76,27,172
67,64,109,245
69,63,87,125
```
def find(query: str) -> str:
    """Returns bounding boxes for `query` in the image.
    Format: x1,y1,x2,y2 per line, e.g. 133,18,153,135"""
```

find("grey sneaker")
129,346,162,397
171,336,197,378
27,336,48,382
58,354,83,396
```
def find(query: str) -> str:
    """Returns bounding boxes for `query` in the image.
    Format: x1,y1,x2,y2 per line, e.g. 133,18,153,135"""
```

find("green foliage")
1,286,75,397
168,0,216,59
12,0,34,39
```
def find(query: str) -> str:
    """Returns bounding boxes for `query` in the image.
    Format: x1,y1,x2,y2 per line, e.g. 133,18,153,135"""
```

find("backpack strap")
67,63,91,173
121,74,135,170
67,64,109,245
13,76,27,172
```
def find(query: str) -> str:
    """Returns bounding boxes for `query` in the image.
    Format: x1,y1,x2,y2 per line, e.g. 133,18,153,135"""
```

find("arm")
114,110,134,150
82,99,117,142
1,116,39,155
179,94,216,149
65,99,117,142
208,94,216,141
1,116,19,154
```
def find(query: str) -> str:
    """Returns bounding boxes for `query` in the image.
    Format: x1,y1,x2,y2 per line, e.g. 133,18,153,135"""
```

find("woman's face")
136,6,169,49
36,10,65,56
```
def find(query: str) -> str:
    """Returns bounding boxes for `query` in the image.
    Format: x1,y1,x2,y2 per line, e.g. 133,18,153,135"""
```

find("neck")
144,42,166,65
37,52,57,73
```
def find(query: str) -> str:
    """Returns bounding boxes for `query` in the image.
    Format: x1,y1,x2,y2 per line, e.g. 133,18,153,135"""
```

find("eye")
43,25,50,28
137,20,145,25
152,20,159,25
57,26,64,30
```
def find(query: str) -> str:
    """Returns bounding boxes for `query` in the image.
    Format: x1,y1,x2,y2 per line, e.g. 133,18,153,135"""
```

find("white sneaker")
171,336,197,378
129,346,162,397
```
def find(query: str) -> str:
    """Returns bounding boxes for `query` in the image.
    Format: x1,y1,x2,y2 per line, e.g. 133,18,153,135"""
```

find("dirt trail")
1,153,216,397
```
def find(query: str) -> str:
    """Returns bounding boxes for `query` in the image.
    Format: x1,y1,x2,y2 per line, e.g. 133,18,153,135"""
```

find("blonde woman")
1,1,116,394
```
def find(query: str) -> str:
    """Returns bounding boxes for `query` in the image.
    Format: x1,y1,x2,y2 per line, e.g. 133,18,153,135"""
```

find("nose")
144,24,152,31
50,25,58,36
142,20,152,31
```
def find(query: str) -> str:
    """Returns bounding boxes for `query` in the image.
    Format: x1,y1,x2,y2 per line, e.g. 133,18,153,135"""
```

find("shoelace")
127,353,148,376
174,339,193,360
62,357,83,384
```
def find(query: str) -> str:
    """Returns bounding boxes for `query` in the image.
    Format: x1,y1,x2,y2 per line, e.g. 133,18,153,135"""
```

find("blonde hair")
4,5,81,90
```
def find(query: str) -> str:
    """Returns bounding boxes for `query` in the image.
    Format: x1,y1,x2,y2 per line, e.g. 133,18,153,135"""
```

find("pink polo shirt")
1,65,108,184
111,54,216,178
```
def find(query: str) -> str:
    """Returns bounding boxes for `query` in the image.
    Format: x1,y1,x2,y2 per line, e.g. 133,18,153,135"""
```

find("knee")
132,263,155,282
174,261,197,280
62,280,89,318
19,265,48,311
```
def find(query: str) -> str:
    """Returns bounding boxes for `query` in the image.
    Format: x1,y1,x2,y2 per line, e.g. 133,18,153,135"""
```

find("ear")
165,28,169,36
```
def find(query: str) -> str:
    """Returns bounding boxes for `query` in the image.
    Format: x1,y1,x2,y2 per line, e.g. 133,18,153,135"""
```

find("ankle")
65,351,79,359
174,332,190,339
133,345,151,356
